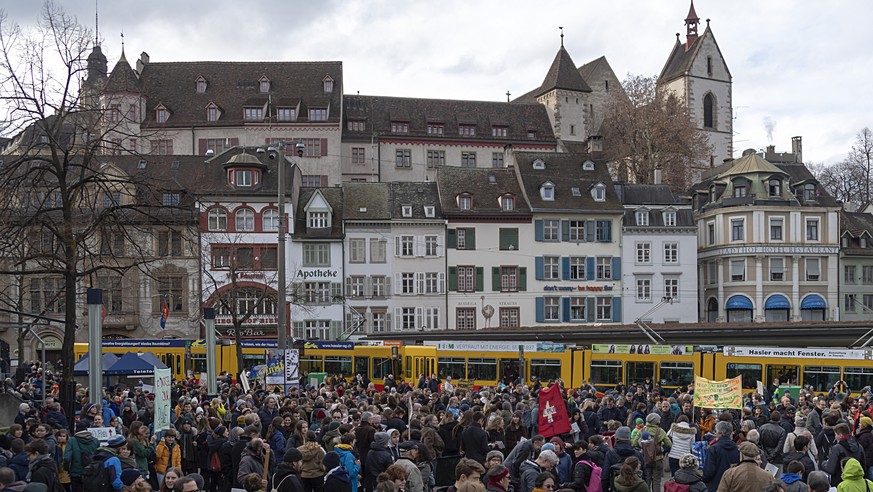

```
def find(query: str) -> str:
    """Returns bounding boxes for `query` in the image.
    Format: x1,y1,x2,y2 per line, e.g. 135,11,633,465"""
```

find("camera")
267,146,277,160
295,142,305,157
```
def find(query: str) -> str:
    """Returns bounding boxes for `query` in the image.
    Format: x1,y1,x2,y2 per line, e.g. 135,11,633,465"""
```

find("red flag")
537,384,570,438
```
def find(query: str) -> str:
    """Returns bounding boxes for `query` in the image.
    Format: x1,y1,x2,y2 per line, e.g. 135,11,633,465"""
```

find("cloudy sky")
4,1,870,164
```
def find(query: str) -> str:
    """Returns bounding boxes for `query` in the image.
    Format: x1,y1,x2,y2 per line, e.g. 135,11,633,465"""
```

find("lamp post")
273,141,304,353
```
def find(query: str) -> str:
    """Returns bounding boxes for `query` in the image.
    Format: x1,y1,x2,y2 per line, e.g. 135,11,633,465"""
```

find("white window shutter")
416,307,424,329
394,307,403,328
365,311,373,333
330,320,342,340
416,236,424,257
344,278,351,297
386,311,392,331
437,236,444,257
415,272,425,295
394,273,402,295
364,276,373,297
438,272,446,293
394,236,401,257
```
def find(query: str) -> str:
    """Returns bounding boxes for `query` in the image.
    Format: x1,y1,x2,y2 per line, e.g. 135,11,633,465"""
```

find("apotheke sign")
296,269,339,279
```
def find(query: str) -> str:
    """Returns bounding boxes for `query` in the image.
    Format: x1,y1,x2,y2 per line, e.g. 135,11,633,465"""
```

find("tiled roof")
436,167,531,217
624,208,695,228
103,53,141,93
842,210,873,237
514,47,592,102
295,188,344,240
513,152,622,212
115,60,342,128
342,182,391,220
618,184,682,206
343,95,556,144
577,56,607,83
659,31,702,83
390,182,442,219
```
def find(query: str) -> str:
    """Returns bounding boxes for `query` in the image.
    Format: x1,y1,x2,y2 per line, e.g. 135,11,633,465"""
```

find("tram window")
468,358,497,381
373,357,391,380
845,367,873,392
300,356,323,374
531,359,561,382
726,363,762,390
660,362,694,387
767,364,799,386
354,357,369,378
590,360,622,386
803,366,840,393
191,355,206,374
438,357,466,380
324,356,352,377
242,354,266,369
405,356,412,379
626,361,655,387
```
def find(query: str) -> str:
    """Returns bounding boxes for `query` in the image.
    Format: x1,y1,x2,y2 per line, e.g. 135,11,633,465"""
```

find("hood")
780,473,802,484
74,431,96,442
843,458,865,480
273,462,299,482
613,442,638,458
326,466,350,482
519,460,540,474
715,437,738,452
334,444,354,455
29,454,56,470
614,476,645,492
673,468,702,485
300,442,322,459
842,437,863,454
670,423,696,435
374,432,390,447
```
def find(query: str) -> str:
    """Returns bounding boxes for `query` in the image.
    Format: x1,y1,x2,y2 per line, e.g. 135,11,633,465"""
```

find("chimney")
654,167,662,185
136,51,150,74
792,136,803,163
766,145,775,154
587,135,603,156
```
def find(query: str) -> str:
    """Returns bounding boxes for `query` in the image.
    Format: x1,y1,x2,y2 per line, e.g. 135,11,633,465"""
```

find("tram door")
413,357,426,380
626,361,655,387
767,364,799,387
500,359,521,385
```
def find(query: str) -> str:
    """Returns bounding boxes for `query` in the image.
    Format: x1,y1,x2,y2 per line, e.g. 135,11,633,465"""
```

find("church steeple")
684,0,700,50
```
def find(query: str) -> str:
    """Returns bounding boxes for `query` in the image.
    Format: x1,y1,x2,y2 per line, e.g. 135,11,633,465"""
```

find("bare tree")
601,73,710,191
809,128,873,207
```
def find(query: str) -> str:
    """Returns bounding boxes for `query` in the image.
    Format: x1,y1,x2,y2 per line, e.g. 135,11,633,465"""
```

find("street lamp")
273,141,305,353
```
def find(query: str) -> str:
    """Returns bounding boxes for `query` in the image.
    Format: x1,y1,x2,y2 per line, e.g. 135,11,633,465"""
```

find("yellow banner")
693,375,743,409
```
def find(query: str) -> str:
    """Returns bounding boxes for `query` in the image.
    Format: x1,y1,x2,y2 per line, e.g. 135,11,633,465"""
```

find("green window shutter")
448,266,457,291
492,267,500,292
475,266,484,291
468,228,476,250
447,229,457,249
499,228,519,250
519,267,527,291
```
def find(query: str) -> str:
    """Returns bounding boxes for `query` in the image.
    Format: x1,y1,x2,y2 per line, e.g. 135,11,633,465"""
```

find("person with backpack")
560,441,601,492
585,436,609,468
836,457,873,492
824,423,866,488
667,416,697,476
611,456,646,492
25,439,63,492
600,427,645,492
82,436,126,492
631,413,671,492
664,453,707,492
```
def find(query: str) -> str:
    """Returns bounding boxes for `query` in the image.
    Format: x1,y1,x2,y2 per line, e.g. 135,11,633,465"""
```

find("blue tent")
104,351,167,376
73,352,119,376
137,352,168,370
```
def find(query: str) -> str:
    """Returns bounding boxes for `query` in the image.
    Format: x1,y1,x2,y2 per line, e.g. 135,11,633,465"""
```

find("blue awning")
801,294,827,310
765,295,791,310
726,295,753,310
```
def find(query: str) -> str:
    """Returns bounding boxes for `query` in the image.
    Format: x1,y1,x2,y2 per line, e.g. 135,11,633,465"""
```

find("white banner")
285,349,299,382
88,427,117,445
153,368,172,432
723,346,872,360
426,341,542,352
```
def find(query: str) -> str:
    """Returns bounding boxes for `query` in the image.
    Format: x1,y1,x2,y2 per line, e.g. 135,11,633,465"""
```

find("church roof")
103,52,141,93
536,47,592,95
577,56,607,83
659,34,698,83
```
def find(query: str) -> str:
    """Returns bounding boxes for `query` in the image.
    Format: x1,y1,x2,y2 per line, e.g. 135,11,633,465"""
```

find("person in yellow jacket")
211,397,227,419
837,458,873,492
155,429,182,487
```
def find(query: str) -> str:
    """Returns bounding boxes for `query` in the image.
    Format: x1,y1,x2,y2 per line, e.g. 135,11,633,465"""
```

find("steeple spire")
559,26,564,47
684,0,701,50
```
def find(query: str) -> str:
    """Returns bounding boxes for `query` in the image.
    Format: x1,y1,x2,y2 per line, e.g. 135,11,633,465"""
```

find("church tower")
658,1,733,169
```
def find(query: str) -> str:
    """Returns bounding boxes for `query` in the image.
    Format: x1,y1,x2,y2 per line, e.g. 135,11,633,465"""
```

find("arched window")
768,178,782,197
703,93,714,129
235,209,254,231
207,208,227,231
262,208,279,232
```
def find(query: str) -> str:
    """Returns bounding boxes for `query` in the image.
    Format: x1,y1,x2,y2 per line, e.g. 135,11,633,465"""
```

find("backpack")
270,472,294,492
81,456,114,492
640,439,659,466
691,441,708,469
663,482,690,492
209,450,222,472
605,463,624,492
576,460,602,492
603,433,616,449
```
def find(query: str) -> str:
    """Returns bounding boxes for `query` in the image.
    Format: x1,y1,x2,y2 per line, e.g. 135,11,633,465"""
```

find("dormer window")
309,108,328,121
592,183,606,202
235,170,253,187
458,193,473,211
663,211,677,227
863,237,869,248
348,120,365,131
571,187,581,196
533,159,545,170
803,183,816,201
733,185,747,198
195,76,206,93
401,205,413,218
768,178,782,197
323,76,334,93
162,193,181,207
583,160,595,171
527,130,537,139
259,76,270,93
427,123,444,135
155,105,168,123
459,125,476,137
277,107,296,121
636,210,649,226
244,107,264,121
308,211,330,229
492,126,508,137
541,182,555,201
500,195,515,211
206,102,220,122
391,121,409,133
424,206,435,218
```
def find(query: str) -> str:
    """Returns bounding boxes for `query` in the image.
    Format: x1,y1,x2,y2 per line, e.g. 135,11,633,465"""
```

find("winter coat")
298,442,326,479
856,426,873,469
759,422,788,464
421,425,445,459
702,436,740,492
837,458,873,492
9,453,28,482
63,431,99,478
780,473,809,492
237,448,267,487
334,444,360,492
323,465,352,492
667,422,697,460
460,423,489,465
654,408,674,433
28,454,64,492
270,429,287,457
668,468,707,492
631,424,671,462
561,458,593,492
154,440,181,474
439,421,461,456
586,443,609,468
394,458,424,492
600,443,646,492
782,450,816,482
518,460,543,492
271,462,304,492
583,409,602,438
363,434,394,489
129,438,153,476
716,460,778,492
784,428,819,461
231,436,250,487
554,451,573,484
354,422,376,467
613,473,647,492
825,436,867,486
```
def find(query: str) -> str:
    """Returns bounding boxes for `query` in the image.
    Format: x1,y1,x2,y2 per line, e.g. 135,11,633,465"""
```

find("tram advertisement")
693,375,743,409
592,344,692,355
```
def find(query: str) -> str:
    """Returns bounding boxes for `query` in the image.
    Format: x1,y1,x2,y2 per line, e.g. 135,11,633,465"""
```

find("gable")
304,190,332,212
687,32,731,82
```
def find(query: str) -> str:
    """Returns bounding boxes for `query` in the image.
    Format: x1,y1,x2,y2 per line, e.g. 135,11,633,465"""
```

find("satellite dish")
482,305,495,319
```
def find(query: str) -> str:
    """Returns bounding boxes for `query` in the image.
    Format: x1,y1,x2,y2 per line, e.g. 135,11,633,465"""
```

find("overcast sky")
5,1,870,165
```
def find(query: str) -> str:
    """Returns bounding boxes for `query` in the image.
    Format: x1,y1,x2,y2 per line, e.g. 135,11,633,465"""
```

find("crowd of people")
3,364,873,492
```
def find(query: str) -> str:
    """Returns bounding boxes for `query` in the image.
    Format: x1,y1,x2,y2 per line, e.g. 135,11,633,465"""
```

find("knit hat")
738,441,760,458
487,465,510,484
108,436,127,449
284,447,303,462
214,425,227,437
120,469,142,486
794,415,807,427
646,413,661,425
861,417,873,429
486,450,504,463
679,453,699,469
640,431,652,442
634,417,644,426
549,437,564,448
322,451,341,470
237,415,246,425
398,441,418,451
615,426,632,442
541,443,556,453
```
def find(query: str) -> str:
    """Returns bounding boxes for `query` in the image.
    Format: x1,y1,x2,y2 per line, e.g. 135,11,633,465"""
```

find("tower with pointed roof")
528,40,592,146
100,49,145,152
659,1,732,170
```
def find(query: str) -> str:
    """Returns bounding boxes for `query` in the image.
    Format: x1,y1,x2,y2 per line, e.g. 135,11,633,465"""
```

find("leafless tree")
601,73,710,191
809,128,873,207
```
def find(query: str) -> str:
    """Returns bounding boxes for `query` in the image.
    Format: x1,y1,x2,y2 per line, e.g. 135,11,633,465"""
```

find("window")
424,206,435,218
303,282,332,304
527,130,537,139
845,265,857,284
427,150,445,167
544,297,559,322
302,243,330,266
390,121,409,133
566,298,584,321
492,152,504,168
501,195,515,211
596,257,612,280
665,278,679,301
770,217,784,241
424,236,438,256
303,320,330,340
457,266,475,292
456,228,468,249
543,257,559,280
370,239,386,263
637,278,652,302
308,211,329,229
308,108,328,121
804,184,816,201
301,175,324,188
204,138,229,155
244,107,264,121
500,266,519,292
806,258,821,281
590,360,622,386
731,258,746,281
156,275,185,312
731,218,745,241
348,120,365,131
705,261,717,285
395,149,411,167
459,125,476,137
424,272,440,294
156,107,168,123
157,231,183,257
864,266,873,284
258,77,270,93
397,236,414,257
636,211,649,226
348,147,366,164
592,184,606,201
541,183,555,201
733,185,747,198
233,170,253,187
806,218,820,241
323,79,333,93
207,208,227,231
461,152,477,168
456,308,476,330
211,246,231,268
492,126,508,137
234,247,254,269
846,295,857,313
162,193,181,207
866,295,873,311
458,194,472,211
499,308,520,328
499,228,518,250
569,220,585,241
533,159,545,170
708,222,715,245
596,220,612,242
349,238,366,263
29,277,65,314
636,243,651,264
400,273,415,294
150,140,173,155
206,105,219,122
663,211,677,226
543,219,559,241
372,312,387,332
427,123,444,135
664,242,679,264
703,93,714,129
100,233,125,257
583,160,595,171
371,276,387,297
401,205,413,217
570,257,586,280
596,297,612,321
770,257,785,281
768,178,782,197
102,191,120,208
105,103,121,123
196,77,207,93
234,209,254,231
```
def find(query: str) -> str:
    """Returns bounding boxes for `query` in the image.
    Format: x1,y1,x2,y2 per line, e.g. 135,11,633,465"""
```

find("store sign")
592,344,693,355
700,245,838,258
225,328,271,337
427,341,564,353
544,284,615,292
42,336,63,350
296,269,339,279
723,346,872,360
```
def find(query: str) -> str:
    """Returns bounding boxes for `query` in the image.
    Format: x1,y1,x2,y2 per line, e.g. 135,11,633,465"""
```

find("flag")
101,304,107,324
537,384,570,438
160,302,169,329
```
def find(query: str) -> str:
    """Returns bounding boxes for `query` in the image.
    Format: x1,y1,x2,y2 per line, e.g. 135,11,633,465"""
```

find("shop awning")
801,294,827,310
725,295,753,310
765,295,790,310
